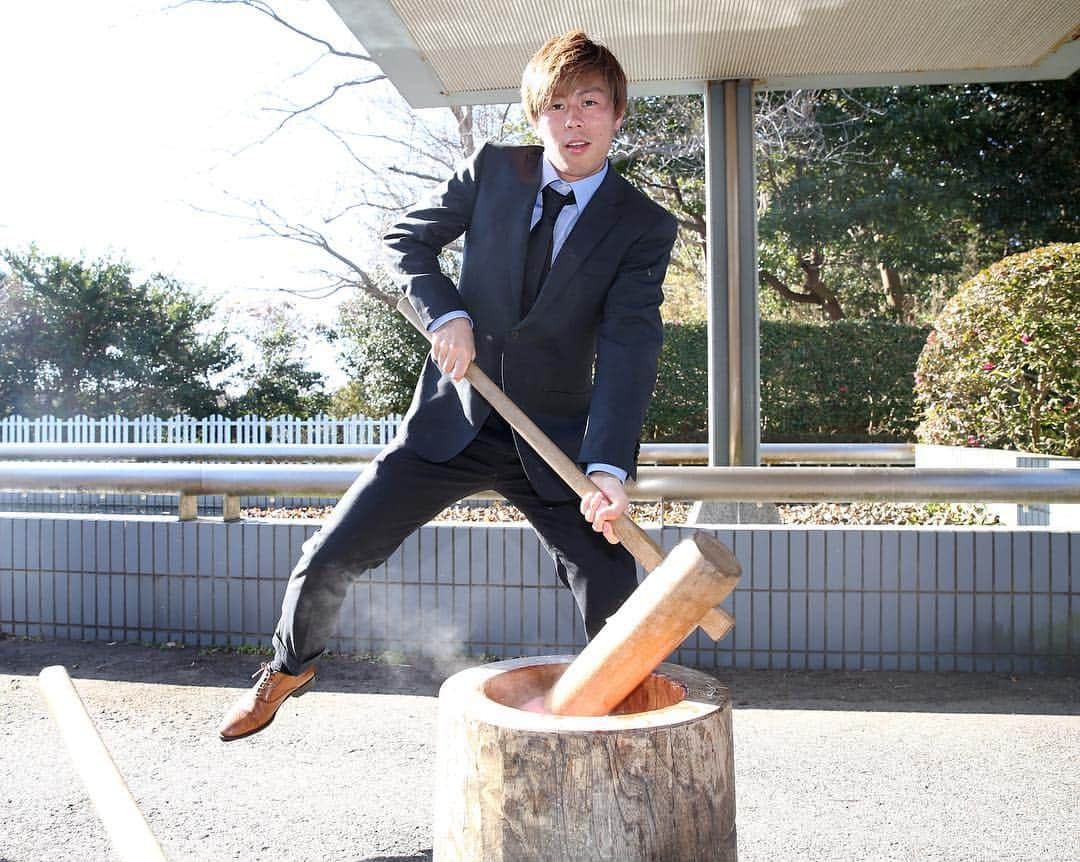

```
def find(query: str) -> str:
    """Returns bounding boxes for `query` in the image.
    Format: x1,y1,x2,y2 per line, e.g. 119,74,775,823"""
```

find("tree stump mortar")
434,655,737,861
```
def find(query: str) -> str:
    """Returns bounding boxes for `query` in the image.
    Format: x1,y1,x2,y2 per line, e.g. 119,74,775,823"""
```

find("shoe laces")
252,662,275,696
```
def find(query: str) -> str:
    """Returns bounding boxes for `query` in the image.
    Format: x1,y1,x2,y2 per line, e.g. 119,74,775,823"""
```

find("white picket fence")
0,414,404,445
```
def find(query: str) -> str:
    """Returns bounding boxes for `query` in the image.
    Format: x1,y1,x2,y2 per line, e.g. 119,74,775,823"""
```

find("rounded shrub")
915,243,1080,457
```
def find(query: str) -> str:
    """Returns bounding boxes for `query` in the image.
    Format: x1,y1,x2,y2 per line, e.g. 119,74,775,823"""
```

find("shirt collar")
540,156,608,213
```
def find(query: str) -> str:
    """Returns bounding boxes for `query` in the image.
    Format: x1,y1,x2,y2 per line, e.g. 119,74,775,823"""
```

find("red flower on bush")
981,361,997,371
838,384,849,394
1020,334,1032,344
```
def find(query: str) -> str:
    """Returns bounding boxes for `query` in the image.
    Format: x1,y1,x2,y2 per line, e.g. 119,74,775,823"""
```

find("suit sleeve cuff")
428,310,473,332
586,463,627,483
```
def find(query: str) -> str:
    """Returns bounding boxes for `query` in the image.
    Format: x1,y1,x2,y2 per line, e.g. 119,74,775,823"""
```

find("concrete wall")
1,513,1076,672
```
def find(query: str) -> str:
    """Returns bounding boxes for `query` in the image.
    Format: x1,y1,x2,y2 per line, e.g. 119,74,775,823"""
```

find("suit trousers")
271,415,639,673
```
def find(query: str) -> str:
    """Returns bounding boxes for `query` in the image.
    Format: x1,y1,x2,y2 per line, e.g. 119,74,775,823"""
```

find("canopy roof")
329,0,1079,107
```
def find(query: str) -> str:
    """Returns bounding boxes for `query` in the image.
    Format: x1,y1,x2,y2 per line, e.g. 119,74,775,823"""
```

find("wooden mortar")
434,655,737,862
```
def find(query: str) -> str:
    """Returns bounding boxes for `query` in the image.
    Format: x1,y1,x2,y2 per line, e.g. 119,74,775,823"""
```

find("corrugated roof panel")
387,0,1077,91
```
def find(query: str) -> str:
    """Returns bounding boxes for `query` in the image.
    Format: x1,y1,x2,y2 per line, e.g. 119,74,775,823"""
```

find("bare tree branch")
248,199,391,303
182,1,523,321
309,119,380,175
387,165,445,184
759,270,822,306
257,76,386,138
169,0,378,63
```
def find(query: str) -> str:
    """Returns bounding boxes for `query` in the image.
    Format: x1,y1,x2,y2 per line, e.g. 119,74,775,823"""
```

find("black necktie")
521,185,575,316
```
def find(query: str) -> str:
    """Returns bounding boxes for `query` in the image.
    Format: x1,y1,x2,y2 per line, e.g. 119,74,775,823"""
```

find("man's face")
533,71,624,183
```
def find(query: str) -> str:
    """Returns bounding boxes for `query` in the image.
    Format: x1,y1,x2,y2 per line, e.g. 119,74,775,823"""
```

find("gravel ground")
2,636,1077,862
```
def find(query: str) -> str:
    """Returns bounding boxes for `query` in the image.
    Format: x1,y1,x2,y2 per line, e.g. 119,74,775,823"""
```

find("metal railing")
0,460,1075,522
0,441,915,465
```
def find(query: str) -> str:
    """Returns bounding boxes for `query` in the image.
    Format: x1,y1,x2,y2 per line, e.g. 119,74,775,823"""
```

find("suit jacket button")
510,331,519,340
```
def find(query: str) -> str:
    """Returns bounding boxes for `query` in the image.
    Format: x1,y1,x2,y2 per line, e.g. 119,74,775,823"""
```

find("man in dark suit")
219,30,677,741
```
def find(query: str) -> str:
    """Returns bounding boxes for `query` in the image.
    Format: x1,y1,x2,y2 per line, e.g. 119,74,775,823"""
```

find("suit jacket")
384,143,677,500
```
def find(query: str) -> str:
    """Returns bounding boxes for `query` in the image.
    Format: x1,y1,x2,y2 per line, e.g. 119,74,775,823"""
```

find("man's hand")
430,317,475,382
580,472,628,545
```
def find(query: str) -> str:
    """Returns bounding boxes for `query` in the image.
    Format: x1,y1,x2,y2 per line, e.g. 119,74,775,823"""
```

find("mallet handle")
398,298,664,567
397,298,736,641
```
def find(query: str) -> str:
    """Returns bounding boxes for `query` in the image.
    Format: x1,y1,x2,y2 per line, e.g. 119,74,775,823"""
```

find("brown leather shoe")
218,663,315,741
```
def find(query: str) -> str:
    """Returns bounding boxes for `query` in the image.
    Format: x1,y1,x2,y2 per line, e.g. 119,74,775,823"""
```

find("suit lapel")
507,148,543,317
525,167,625,319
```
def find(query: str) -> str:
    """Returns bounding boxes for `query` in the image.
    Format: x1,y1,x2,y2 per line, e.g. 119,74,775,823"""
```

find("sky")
0,0,440,387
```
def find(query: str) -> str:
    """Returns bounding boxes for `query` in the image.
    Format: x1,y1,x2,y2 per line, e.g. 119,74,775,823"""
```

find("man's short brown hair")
520,30,627,126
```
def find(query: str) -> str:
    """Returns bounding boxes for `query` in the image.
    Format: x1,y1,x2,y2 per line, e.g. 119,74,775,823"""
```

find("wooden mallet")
398,298,741,713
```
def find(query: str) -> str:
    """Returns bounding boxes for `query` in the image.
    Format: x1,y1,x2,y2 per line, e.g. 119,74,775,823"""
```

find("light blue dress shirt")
427,156,626,483
528,157,608,257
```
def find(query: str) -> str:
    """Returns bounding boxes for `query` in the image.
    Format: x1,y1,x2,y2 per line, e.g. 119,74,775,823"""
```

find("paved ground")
1,635,1078,862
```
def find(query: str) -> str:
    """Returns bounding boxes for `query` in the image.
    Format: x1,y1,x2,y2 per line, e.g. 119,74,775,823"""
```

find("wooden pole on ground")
38,666,169,862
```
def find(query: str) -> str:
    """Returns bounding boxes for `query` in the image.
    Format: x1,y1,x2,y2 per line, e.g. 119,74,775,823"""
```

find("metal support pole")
178,493,197,521
704,79,760,467
222,494,242,522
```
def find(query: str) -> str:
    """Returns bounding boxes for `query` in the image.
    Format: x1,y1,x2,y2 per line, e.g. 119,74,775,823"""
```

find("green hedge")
644,320,928,441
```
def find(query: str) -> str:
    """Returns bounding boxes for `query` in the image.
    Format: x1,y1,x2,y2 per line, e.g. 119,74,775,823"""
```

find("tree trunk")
451,105,475,158
797,252,841,320
760,249,845,320
879,263,908,322
435,657,737,862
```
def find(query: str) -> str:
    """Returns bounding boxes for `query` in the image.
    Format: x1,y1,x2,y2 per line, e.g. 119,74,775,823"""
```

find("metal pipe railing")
0,441,916,465
631,466,1080,504
0,461,1075,505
